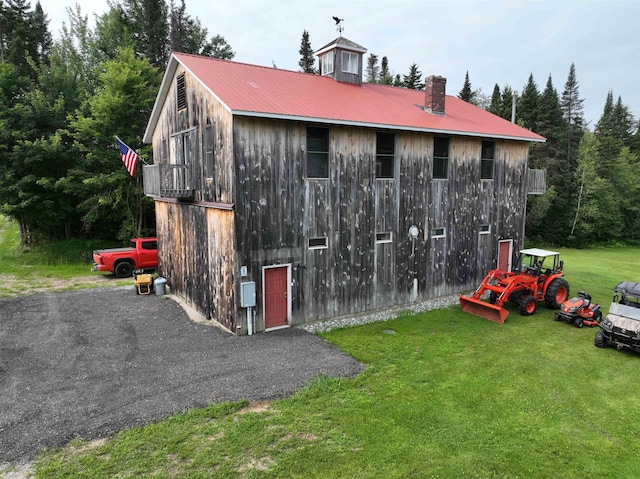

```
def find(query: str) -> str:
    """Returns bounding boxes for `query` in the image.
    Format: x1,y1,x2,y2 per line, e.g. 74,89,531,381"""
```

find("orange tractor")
459,248,570,323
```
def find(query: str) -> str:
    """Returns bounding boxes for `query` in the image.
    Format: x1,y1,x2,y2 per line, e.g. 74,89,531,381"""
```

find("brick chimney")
425,75,447,115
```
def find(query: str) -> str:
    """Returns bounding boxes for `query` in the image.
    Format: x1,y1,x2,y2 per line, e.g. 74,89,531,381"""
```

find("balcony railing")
527,168,546,195
143,164,193,199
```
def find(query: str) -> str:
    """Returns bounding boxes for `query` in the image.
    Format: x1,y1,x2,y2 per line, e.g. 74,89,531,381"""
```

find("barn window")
479,224,491,234
204,123,215,178
307,126,329,178
321,53,334,75
376,132,395,178
342,51,358,74
176,73,187,111
433,137,449,179
308,237,328,249
481,140,495,179
431,227,445,239
376,231,392,243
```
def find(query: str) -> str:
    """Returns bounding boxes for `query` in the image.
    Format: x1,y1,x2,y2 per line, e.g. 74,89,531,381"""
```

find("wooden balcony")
143,164,193,199
527,168,546,195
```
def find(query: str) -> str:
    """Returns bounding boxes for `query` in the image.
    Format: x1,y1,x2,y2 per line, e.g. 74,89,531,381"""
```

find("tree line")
0,0,233,244
0,4,637,248
300,31,640,247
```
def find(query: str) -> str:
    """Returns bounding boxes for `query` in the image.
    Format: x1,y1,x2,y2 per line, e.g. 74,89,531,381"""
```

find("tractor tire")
593,311,602,323
574,318,583,328
489,292,498,304
518,295,537,316
544,278,570,309
554,312,562,321
114,261,134,278
508,289,528,303
594,330,608,348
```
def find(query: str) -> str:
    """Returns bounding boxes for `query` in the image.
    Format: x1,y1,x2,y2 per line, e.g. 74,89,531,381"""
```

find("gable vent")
176,73,187,111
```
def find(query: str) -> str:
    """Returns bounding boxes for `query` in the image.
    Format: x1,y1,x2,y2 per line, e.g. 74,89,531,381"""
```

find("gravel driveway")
0,287,363,463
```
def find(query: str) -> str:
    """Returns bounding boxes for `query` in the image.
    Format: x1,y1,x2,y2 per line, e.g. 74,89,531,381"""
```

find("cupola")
315,36,367,86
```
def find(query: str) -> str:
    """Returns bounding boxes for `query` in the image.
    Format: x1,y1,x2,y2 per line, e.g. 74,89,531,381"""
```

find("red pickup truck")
92,237,158,278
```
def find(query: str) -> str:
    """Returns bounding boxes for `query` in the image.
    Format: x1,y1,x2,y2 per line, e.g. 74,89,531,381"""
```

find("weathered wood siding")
149,65,530,333
150,65,234,205
150,65,238,329
233,118,529,330
155,201,236,330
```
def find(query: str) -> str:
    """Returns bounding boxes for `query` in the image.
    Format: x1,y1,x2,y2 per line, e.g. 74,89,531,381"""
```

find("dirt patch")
237,401,271,415
0,274,130,298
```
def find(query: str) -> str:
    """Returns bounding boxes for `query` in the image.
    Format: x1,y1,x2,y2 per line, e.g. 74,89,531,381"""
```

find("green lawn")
0,216,118,279
27,246,639,478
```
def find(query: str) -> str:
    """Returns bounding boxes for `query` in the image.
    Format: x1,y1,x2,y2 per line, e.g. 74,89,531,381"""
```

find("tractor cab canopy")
516,248,562,275
613,281,640,307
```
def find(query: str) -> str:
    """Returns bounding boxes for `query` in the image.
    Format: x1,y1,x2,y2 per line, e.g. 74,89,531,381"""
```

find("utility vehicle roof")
614,282,640,298
519,248,559,257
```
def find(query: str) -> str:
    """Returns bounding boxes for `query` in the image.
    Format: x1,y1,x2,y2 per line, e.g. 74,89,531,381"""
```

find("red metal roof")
145,52,545,143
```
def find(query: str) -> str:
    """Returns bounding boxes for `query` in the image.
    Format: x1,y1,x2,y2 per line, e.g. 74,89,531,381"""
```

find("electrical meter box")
240,281,256,308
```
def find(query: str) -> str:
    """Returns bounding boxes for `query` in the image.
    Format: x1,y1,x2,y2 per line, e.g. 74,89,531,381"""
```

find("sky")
44,0,640,128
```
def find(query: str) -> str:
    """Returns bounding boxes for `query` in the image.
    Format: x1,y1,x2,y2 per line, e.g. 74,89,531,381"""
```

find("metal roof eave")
231,110,546,143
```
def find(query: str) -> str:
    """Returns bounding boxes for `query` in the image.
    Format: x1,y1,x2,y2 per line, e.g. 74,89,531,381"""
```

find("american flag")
116,138,139,177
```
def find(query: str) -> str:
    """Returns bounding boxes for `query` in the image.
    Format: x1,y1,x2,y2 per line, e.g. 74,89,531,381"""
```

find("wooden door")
498,239,513,272
264,266,289,330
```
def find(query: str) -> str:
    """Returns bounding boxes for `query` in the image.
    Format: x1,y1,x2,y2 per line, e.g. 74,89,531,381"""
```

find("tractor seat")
577,291,591,306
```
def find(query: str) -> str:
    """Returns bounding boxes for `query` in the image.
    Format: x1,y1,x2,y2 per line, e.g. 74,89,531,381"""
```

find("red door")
264,266,288,329
498,240,512,272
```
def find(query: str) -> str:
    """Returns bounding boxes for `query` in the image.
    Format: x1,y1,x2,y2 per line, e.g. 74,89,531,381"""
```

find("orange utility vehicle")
459,248,570,323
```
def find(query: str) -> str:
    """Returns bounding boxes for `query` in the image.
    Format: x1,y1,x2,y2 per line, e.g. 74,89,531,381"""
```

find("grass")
0,216,129,296
0,216,118,279
24,245,639,478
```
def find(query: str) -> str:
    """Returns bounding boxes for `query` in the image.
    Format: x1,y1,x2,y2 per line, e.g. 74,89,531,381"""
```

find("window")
479,224,490,234
376,132,395,178
433,137,449,179
481,140,495,179
141,240,157,250
321,53,333,75
308,237,328,249
376,232,392,243
176,73,187,111
431,227,446,239
342,51,358,74
307,126,329,178
204,124,215,178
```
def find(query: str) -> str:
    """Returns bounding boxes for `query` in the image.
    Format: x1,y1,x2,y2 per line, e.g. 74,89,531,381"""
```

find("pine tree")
298,29,316,74
530,74,571,244
169,0,233,59
488,84,501,115
403,63,423,90
32,1,51,64
517,73,539,130
365,53,379,83
379,56,392,85
499,84,514,121
560,63,585,166
1,0,43,79
458,71,472,102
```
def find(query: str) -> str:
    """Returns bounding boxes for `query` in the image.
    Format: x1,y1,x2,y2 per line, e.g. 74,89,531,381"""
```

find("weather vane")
333,16,344,34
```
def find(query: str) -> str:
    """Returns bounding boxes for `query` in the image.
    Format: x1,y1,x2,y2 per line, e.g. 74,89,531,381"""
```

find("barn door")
263,265,290,330
498,239,513,272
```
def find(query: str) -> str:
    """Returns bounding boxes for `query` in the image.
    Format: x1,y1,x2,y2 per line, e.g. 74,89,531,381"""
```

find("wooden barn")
142,35,546,334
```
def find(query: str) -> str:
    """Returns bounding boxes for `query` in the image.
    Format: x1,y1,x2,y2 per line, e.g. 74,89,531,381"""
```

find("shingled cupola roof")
315,36,367,86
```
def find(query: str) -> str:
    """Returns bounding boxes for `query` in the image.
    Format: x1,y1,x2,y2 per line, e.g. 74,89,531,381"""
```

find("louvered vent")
176,73,187,111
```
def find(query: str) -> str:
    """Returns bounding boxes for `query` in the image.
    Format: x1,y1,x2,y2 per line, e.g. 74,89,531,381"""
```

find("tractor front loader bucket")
459,296,510,324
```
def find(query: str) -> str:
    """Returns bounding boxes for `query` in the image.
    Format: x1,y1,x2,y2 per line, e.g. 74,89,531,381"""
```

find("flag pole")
115,136,150,165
